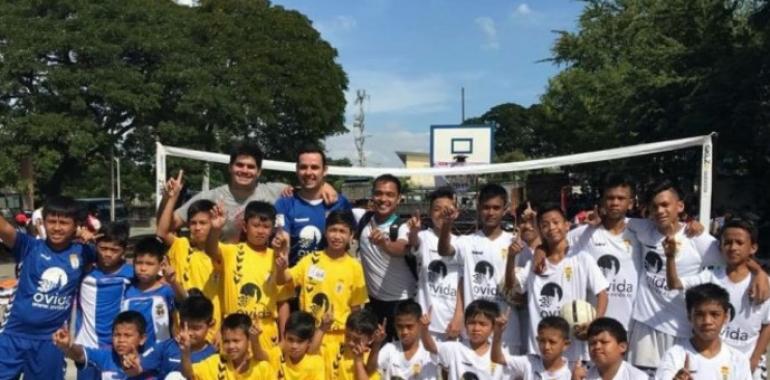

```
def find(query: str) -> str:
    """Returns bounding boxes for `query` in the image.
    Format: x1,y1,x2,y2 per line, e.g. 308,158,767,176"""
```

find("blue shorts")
0,333,66,380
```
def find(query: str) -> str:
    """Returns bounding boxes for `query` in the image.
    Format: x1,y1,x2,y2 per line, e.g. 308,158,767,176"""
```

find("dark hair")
537,316,570,339
179,289,214,323
464,300,500,323
345,309,379,335
222,313,252,335
601,173,636,196
478,183,507,205
326,210,356,232
187,199,215,221
296,145,327,167
243,201,276,224
394,300,422,320
587,317,627,344
721,217,759,244
97,223,130,248
515,201,540,220
133,236,166,262
285,311,316,341
647,179,683,202
428,187,455,207
537,206,568,223
686,283,730,314
372,174,402,195
113,310,147,336
43,196,82,222
229,143,264,169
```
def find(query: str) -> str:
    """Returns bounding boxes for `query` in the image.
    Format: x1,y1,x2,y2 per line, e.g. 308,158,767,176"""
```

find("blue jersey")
140,340,216,376
83,347,152,379
75,263,133,348
275,194,351,266
121,284,175,347
1,232,95,339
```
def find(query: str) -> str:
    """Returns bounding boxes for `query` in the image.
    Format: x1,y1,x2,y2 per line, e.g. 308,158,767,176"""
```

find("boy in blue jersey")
0,196,97,380
138,289,216,378
121,237,179,348
75,222,135,380
275,145,351,266
53,310,150,379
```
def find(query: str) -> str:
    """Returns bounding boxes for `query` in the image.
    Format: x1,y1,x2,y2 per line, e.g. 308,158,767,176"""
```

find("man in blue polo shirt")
0,196,96,380
275,145,351,266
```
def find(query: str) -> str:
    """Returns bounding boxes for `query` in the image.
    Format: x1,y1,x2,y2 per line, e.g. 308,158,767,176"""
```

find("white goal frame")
156,133,715,227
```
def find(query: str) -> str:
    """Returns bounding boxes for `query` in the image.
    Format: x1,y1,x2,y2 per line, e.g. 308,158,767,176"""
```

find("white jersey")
655,341,752,380
518,247,610,362
681,268,770,356
505,354,571,380
586,361,648,380
436,341,502,380
567,222,642,329
630,219,722,337
355,211,415,301
415,229,462,335
377,341,438,380
454,230,528,353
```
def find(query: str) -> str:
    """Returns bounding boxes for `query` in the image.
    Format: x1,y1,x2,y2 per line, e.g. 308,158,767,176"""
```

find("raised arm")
437,206,458,257
157,170,184,246
368,220,408,257
272,230,292,286
204,203,227,267
419,307,438,354
490,310,509,365
309,310,332,354
161,257,188,301
406,210,421,250
52,327,85,364
249,322,269,362
0,212,17,250
663,235,684,290
365,319,386,376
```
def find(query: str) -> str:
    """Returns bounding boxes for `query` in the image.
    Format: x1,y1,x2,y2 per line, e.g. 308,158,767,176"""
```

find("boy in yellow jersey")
314,309,383,380
251,311,326,379
274,210,369,356
206,201,294,350
157,170,222,343
184,313,273,380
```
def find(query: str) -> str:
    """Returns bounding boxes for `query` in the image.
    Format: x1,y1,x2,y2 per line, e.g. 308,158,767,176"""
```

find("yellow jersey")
194,354,273,380
321,343,380,380
266,346,326,380
288,251,368,332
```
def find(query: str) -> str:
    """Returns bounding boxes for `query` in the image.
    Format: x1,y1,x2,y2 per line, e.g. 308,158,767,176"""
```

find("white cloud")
474,16,500,50
324,127,430,168
515,3,532,16
345,69,453,115
315,15,357,44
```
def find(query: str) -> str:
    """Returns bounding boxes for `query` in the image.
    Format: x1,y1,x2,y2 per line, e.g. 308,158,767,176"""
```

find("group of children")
0,168,768,380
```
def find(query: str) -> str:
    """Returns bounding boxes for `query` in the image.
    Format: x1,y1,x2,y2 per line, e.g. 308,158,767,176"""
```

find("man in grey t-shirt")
170,143,336,242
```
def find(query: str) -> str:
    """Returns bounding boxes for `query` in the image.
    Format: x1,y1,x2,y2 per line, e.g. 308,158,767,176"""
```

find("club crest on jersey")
720,366,729,380
155,303,166,317
564,266,573,281
69,254,79,269
335,280,344,294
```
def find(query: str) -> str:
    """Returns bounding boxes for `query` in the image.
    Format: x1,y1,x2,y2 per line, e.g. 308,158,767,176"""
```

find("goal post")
155,133,715,228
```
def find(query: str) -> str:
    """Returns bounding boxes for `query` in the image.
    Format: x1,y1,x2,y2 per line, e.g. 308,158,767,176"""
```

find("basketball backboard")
430,124,494,167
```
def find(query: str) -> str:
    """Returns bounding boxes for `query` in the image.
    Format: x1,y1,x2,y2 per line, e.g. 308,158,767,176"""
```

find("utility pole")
353,89,369,167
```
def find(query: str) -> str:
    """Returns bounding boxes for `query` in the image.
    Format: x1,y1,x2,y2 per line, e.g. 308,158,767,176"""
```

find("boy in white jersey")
627,180,769,371
421,300,503,380
656,283,752,380
438,183,528,355
666,217,770,379
409,187,464,341
514,206,609,364
491,313,572,380
572,317,647,380
372,300,438,379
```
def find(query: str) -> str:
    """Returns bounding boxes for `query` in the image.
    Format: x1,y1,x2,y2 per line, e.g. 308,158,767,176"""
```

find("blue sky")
272,0,586,167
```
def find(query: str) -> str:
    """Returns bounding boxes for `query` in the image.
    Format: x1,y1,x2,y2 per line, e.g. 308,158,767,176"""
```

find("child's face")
689,301,728,341
325,223,352,252
43,214,77,246
283,332,311,362
536,327,569,363
371,180,400,217
721,228,757,267
394,314,420,347
96,241,125,271
478,197,506,230
344,329,372,352
221,328,250,362
538,211,569,246
188,212,212,244
243,217,273,247
601,186,634,221
112,323,146,356
184,319,212,349
588,331,626,369
429,197,454,230
465,314,494,346
649,190,684,229
133,254,161,284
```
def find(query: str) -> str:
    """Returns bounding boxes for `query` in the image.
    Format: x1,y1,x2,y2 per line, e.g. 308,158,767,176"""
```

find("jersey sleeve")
654,346,683,380
396,223,409,242
451,236,467,261
167,237,187,269
288,255,308,286
83,347,111,370
334,195,352,212
504,355,530,377
695,234,723,268
680,270,714,290
436,341,455,368
376,343,395,375
10,232,33,262
583,254,610,296
517,260,534,294
349,260,369,307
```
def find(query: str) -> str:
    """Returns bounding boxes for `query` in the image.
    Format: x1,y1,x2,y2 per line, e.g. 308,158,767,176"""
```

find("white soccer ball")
559,299,596,329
